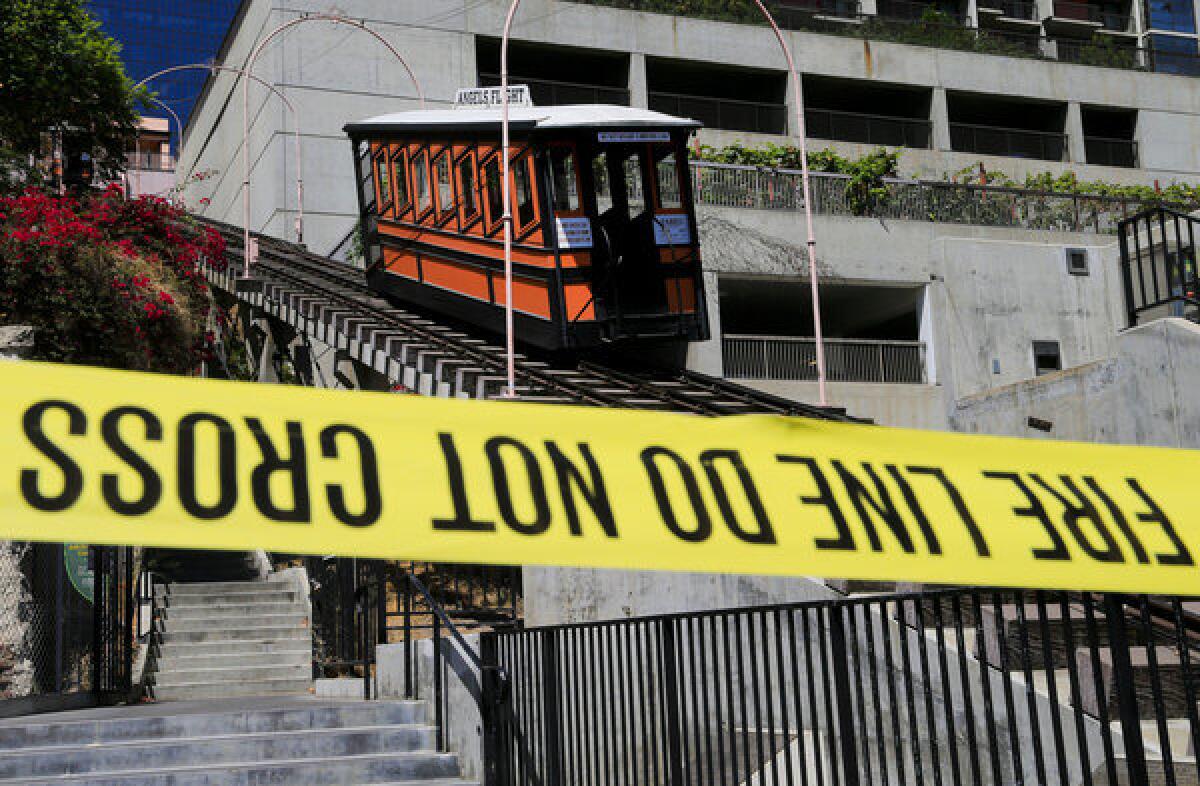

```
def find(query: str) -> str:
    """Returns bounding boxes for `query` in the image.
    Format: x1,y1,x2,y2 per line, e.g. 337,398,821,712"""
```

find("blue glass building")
86,0,243,128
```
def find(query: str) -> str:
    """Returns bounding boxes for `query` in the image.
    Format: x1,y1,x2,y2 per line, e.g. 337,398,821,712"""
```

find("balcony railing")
1085,135,1139,167
560,0,1200,76
805,107,933,147
125,151,174,172
977,0,1038,20
478,73,630,106
687,161,1169,233
1050,0,1133,30
875,0,968,23
949,121,1068,160
648,91,788,135
722,334,928,383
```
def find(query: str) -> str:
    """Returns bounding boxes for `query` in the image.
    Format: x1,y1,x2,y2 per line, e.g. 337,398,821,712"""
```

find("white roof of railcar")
344,104,701,134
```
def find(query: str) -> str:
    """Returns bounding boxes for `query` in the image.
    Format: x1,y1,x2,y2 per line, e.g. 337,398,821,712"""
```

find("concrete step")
159,626,308,644
158,590,300,607
157,649,310,671
157,638,308,658
159,581,282,595
0,725,436,779
152,676,312,701
163,612,307,633
980,602,1138,670
0,700,427,751
1077,645,1200,720
151,663,310,688
3,750,460,785
163,601,305,619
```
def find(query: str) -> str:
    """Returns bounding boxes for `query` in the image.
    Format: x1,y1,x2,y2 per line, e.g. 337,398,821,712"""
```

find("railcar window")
592,153,613,214
484,158,503,226
514,158,536,228
550,148,580,212
459,156,478,219
623,153,647,216
375,154,392,209
414,151,432,214
434,153,453,216
392,153,410,213
655,152,683,209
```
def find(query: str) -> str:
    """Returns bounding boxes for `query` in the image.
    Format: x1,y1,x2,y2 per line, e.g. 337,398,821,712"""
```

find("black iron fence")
482,588,1200,786
306,556,387,697
1118,207,1200,326
949,121,1068,161
649,92,789,135
478,73,630,106
805,108,932,148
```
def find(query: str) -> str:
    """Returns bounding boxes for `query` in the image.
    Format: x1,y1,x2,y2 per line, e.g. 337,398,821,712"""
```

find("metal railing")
388,561,522,641
1050,0,1134,30
478,73,630,106
876,0,969,23
482,587,1200,786
560,0,1200,75
125,152,174,172
950,121,1069,161
649,91,788,135
978,0,1037,20
777,0,863,20
723,335,927,384
305,556,387,696
1085,135,1139,167
687,161,1164,233
805,107,933,148
1118,206,1200,326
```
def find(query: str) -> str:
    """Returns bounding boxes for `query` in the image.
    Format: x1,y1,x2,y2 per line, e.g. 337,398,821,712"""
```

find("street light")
498,1,830,406
241,11,426,278
136,65,304,240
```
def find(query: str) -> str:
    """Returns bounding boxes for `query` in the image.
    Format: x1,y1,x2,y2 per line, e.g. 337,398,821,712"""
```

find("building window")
1033,341,1062,376
1066,248,1089,275
1150,34,1200,74
1145,0,1197,32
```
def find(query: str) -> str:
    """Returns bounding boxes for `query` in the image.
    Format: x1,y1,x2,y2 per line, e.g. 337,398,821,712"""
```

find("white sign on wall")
555,217,594,249
454,85,534,108
653,214,691,246
598,131,671,143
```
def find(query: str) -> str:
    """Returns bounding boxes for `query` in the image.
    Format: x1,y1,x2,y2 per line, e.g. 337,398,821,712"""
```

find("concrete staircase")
0,697,474,784
147,578,312,701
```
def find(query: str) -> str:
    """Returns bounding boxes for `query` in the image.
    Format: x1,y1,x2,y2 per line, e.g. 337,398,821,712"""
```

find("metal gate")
92,545,135,702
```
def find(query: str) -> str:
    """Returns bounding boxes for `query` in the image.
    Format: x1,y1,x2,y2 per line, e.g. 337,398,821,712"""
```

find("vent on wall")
1033,340,1062,376
1066,248,1089,276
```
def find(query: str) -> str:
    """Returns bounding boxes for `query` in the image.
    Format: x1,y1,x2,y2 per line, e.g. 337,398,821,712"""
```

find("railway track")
197,218,858,421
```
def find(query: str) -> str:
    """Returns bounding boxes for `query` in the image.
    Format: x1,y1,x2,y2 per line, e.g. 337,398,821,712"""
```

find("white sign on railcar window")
653,214,691,246
555,217,594,249
454,86,533,108
598,131,671,143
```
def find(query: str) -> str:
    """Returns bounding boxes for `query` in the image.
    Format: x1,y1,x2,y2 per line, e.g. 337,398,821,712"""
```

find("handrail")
648,89,789,111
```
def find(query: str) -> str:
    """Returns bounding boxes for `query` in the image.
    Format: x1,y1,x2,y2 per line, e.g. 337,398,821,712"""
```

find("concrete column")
629,52,648,109
785,68,804,141
930,87,952,151
1066,101,1086,163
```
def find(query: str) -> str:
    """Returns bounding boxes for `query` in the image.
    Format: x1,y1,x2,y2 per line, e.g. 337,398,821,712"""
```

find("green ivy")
950,164,1200,207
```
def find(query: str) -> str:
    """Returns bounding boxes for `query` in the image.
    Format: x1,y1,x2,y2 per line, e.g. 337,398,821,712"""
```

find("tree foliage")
0,0,145,181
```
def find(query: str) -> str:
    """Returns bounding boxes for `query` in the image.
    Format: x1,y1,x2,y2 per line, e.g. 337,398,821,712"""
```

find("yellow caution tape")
3,360,1198,594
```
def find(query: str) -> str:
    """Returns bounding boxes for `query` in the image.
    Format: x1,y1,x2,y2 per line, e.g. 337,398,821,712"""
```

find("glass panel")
459,157,478,218
655,151,682,209
414,152,432,213
1151,33,1200,73
484,158,503,224
593,153,613,214
392,154,410,211
623,153,647,217
434,153,453,214
550,148,580,212
375,155,391,207
1146,0,1197,31
514,158,536,227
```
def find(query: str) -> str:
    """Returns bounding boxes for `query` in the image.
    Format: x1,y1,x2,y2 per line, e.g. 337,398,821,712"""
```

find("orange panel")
494,275,552,320
563,283,596,322
422,258,492,302
383,247,419,280
378,223,556,268
664,278,697,314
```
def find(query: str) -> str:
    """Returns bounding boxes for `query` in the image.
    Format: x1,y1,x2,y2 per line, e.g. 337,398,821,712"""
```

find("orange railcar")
345,104,710,351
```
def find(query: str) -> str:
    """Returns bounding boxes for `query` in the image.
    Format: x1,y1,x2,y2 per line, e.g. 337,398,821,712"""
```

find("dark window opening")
476,38,630,105
647,57,787,134
1149,34,1200,75
514,158,536,228
374,154,392,210
1066,248,1090,275
654,150,683,210
948,92,1067,161
392,152,410,213
1083,106,1138,167
433,153,453,217
1033,340,1063,375
803,76,933,148
550,148,580,212
1144,0,1196,32
483,158,503,226
458,156,478,220
413,151,432,215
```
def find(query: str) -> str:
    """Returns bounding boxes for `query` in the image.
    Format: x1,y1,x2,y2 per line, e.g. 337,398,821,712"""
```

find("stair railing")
133,568,168,700
402,572,510,754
